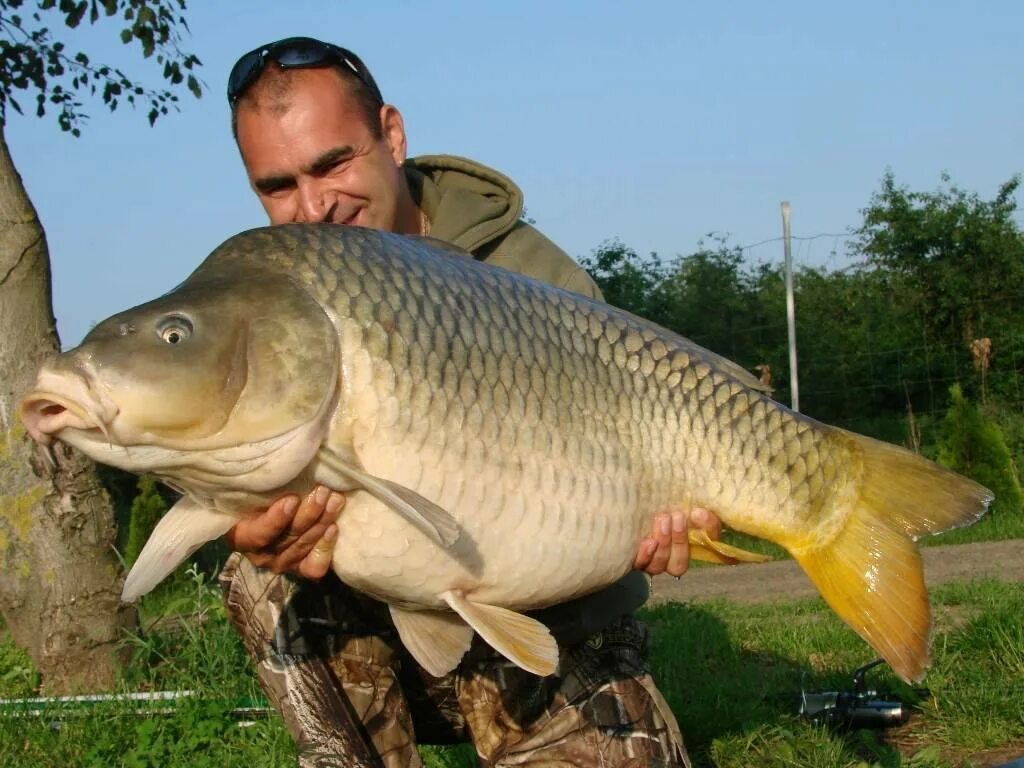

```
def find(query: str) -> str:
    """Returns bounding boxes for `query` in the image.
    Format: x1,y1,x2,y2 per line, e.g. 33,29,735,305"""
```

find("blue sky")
7,1,1022,347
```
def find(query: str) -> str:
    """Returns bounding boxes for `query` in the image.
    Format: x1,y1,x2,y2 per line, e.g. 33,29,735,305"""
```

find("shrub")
938,384,1023,517
124,476,168,568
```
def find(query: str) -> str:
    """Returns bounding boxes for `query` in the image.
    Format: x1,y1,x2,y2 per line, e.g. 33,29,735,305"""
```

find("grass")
646,579,1024,767
0,571,1020,767
0,566,294,768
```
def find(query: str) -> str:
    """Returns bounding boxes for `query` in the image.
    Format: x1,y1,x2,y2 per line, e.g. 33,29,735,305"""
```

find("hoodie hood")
404,155,524,255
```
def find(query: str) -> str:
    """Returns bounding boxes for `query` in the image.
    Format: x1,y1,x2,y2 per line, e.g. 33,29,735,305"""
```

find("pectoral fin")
688,529,772,564
389,605,475,677
122,497,237,602
441,590,558,677
317,452,460,547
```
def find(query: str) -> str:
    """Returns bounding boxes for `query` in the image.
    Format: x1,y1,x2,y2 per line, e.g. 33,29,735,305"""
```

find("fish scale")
308,230,815,602
20,224,992,681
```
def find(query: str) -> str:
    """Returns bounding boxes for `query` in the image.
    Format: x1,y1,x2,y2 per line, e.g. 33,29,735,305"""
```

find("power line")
738,232,854,252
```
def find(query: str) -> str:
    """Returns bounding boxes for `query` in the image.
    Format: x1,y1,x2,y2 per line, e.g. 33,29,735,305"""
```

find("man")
221,36,720,767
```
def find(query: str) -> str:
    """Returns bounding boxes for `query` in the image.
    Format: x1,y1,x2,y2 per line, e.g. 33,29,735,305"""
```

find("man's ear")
380,105,407,166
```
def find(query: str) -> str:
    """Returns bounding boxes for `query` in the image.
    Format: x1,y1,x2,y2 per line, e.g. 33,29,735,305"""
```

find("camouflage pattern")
220,552,689,767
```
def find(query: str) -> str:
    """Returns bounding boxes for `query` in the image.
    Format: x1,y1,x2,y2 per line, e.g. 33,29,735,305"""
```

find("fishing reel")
799,659,929,729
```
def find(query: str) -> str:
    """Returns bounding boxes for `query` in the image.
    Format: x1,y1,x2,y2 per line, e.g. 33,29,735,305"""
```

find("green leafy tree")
581,239,669,321
0,0,200,692
658,240,754,360
854,171,1024,345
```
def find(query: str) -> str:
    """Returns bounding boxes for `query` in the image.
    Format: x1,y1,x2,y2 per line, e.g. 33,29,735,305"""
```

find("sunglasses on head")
227,36,383,106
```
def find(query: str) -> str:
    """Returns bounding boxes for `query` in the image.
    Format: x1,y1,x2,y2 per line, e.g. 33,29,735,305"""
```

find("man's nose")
297,183,337,223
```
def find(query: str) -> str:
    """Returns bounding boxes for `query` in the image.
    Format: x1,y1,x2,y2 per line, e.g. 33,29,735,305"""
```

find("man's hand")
633,507,722,577
224,485,345,579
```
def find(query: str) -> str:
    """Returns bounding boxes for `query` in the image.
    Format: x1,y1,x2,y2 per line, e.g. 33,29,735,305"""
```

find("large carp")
21,224,990,682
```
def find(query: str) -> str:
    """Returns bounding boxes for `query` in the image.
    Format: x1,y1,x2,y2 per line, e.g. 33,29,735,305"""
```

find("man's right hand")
224,485,345,579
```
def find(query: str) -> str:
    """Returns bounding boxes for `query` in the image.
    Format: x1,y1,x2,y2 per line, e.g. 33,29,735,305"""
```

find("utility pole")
781,201,799,412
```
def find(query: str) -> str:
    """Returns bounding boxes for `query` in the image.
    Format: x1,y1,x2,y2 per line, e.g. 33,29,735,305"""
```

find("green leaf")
120,27,131,43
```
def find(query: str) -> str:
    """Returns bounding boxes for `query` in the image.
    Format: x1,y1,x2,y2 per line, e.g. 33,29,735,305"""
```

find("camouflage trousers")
220,552,689,768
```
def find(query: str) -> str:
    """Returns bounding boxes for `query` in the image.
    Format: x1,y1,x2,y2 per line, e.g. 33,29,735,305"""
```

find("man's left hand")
633,507,722,577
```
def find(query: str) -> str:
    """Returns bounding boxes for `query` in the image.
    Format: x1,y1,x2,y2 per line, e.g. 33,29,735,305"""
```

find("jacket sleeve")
475,220,605,302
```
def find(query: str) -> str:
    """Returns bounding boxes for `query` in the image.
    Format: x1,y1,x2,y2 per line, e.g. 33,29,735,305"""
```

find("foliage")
124,474,167,567
854,171,1024,349
937,384,1022,519
580,239,669,322
0,0,202,134
0,628,39,696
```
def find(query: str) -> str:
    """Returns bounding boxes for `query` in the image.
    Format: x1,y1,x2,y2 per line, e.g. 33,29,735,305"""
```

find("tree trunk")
0,124,136,693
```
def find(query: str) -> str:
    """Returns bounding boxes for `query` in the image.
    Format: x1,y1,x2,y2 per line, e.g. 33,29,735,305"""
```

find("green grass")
0,566,294,768
922,509,1024,546
646,579,1024,767
0,572,1020,767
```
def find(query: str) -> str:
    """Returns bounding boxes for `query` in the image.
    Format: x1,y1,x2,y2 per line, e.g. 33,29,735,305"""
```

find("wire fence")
697,233,1024,448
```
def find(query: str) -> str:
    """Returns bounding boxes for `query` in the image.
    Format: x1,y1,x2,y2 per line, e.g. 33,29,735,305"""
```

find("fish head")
20,273,340,496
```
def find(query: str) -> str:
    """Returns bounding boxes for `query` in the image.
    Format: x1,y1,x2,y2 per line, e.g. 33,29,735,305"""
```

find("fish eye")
156,315,193,345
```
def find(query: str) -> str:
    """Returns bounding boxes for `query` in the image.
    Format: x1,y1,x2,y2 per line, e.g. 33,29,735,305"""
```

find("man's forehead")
242,66,355,114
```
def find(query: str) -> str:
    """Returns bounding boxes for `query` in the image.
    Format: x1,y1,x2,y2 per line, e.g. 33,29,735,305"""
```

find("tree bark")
0,124,136,693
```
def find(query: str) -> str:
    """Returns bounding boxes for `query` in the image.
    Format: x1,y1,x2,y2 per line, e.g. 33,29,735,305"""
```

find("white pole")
781,202,799,412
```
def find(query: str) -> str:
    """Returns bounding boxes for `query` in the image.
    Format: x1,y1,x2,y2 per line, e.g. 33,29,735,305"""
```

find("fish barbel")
20,224,991,682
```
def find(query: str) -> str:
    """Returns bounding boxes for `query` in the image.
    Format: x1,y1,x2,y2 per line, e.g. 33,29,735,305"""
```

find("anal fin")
389,605,475,677
688,529,771,564
441,590,558,677
122,497,237,602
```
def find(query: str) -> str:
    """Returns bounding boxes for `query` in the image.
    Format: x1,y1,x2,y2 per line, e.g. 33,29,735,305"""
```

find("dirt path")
648,539,1024,605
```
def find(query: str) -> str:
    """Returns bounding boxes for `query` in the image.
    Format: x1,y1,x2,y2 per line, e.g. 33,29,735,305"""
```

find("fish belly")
330,437,650,611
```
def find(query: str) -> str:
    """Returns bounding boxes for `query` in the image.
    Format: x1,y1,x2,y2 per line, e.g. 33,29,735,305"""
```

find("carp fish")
21,224,991,682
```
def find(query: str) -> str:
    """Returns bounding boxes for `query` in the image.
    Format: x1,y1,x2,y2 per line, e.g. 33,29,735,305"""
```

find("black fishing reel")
799,659,929,729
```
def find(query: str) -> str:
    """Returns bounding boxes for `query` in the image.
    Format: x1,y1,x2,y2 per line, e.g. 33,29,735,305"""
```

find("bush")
124,476,168,568
938,384,1023,518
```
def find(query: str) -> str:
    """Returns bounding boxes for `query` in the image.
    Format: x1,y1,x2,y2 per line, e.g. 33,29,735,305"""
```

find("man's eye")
320,158,350,176
261,185,293,198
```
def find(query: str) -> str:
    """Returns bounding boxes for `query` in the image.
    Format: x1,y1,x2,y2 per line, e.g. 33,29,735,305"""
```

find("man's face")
235,67,408,230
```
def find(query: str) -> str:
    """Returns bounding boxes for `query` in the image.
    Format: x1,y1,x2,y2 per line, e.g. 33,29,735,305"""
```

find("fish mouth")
20,393,107,445
20,370,118,446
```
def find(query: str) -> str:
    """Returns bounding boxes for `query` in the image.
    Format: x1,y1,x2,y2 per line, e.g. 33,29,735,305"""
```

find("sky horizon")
7,1,1022,347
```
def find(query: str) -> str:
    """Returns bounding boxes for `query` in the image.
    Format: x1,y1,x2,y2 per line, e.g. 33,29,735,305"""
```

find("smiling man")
220,36,716,768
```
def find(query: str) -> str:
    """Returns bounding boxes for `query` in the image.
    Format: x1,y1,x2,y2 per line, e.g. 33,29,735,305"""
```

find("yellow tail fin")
793,431,992,683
